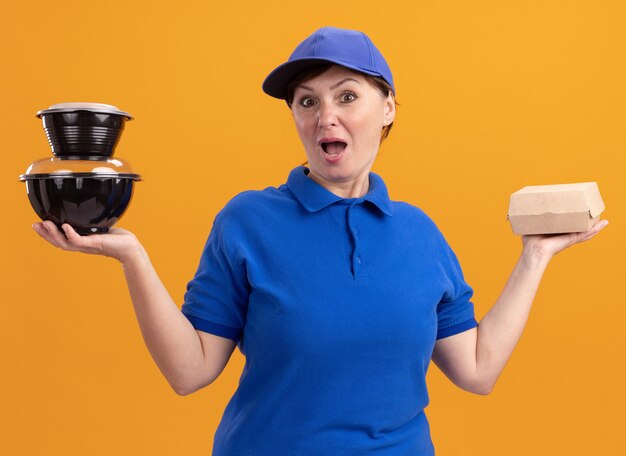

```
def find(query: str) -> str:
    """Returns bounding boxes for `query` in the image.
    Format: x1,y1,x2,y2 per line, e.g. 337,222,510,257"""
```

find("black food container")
21,103,141,235
37,102,133,157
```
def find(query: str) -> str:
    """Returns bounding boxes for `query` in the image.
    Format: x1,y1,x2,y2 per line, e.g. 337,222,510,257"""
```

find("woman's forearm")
120,245,211,394
32,221,227,395
433,222,606,395
475,245,551,391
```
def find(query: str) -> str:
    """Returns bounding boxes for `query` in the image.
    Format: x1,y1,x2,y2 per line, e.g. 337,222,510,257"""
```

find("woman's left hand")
521,219,609,260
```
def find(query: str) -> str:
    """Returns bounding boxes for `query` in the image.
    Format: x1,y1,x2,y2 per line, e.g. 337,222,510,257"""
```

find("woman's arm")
431,220,609,395
33,221,237,396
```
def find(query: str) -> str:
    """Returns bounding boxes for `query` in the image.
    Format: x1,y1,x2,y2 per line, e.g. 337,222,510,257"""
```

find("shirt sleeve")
181,212,250,342
435,237,478,340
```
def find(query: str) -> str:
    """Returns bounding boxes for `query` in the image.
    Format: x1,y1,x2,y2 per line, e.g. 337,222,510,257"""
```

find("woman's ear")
383,93,396,126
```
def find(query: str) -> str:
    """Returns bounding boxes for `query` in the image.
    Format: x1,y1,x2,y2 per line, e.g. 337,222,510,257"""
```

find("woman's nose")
317,102,338,128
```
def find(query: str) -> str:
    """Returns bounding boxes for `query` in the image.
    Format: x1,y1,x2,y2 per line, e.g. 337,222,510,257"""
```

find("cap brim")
262,58,384,100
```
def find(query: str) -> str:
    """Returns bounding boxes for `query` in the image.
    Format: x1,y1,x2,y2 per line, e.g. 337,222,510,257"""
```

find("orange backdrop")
1,1,624,454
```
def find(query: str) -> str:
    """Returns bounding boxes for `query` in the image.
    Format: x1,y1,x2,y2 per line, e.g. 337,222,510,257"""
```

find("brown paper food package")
508,182,605,235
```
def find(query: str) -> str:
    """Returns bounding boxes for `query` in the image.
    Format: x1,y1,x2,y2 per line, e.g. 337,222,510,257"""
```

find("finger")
32,222,53,242
107,227,129,235
576,220,609,243
37,221,71,249
61,224,103,254
45,222,88,252
61,223,81,239
596,219,609,230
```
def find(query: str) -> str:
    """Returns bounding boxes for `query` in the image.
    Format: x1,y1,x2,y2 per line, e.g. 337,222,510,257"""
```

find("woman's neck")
306,170,370,199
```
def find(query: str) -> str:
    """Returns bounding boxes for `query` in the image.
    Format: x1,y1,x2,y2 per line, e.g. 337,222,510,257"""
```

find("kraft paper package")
508,182,605,235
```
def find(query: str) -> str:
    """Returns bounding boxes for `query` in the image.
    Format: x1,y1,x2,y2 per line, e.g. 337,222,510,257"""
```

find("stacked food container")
20,102,141,234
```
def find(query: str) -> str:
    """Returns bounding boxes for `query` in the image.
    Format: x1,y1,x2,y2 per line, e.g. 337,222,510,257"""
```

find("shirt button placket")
348,201,361,278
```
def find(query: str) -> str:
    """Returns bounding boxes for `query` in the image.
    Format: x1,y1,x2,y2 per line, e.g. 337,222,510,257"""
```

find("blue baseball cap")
262,26,395,100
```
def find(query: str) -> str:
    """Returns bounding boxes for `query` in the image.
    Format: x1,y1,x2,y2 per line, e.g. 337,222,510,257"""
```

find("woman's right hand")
32,221,142,264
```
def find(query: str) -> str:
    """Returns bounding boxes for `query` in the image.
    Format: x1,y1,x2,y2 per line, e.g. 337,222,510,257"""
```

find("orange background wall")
1,1,624,454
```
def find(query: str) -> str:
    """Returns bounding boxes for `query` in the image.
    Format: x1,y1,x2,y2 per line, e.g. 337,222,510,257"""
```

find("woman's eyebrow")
297,77,361,92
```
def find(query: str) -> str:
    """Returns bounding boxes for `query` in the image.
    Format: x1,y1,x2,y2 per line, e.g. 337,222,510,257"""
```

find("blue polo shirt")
182,166,478,455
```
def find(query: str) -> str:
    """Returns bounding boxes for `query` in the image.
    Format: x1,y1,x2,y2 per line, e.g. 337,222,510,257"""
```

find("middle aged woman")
33,26,608,455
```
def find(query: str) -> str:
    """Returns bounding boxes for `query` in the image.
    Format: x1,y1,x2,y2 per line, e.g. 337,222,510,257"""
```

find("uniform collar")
286,166,393,216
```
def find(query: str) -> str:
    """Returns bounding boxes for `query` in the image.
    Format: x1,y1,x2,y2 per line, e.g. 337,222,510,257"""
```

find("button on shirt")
182,166,478,455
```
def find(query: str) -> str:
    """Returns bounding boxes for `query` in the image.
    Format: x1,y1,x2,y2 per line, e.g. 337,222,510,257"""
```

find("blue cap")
262,26,395,100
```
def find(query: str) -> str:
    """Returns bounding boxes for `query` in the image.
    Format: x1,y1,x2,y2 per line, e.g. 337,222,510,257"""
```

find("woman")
33,26,607,455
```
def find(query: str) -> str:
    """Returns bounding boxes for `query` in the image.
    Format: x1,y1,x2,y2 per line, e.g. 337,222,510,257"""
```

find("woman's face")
290,65,395,197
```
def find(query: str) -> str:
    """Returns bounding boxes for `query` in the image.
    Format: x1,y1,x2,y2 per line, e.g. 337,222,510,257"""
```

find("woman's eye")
298,97,316,107
340,92,357,103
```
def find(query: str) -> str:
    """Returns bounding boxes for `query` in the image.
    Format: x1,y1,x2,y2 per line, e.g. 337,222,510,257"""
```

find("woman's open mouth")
320,140,347,163
321,141,347,155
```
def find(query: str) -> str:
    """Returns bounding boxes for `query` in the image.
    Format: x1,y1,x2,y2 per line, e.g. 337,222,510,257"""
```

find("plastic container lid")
19,156,141,180
36,102,133,120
